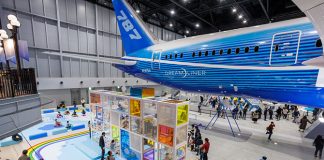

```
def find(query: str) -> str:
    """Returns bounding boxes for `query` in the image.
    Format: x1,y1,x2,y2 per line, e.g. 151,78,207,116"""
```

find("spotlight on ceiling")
243,20,247,24
195,23,200,28
169,23,173,27
185,30,190,34
136,9,140,13
232,8,237,13
170,9,175,15
238,14,243,19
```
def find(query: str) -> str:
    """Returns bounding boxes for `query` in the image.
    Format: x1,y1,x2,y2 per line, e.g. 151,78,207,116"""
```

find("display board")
89,90,189,160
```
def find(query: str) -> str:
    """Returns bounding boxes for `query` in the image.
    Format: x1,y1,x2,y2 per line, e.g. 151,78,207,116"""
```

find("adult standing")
263,107,268,121
299,116,312,132
293,109,300,123
198,102,202,115
282,107,288,119
243,105,248,120
276,107,282,121
200,138,210,160
313,135,324,158
81,98,86,108
266,122,275,141
99,132,106,160
88,121,92,138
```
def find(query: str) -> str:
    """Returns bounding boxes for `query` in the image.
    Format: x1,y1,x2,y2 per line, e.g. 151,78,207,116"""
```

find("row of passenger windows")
164,46,259,60
164,39,322,60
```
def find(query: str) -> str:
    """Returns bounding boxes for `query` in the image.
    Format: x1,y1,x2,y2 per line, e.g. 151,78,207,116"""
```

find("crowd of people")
188,124,210,160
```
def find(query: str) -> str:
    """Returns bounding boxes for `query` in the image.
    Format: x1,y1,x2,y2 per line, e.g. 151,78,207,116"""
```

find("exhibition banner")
18,40,29,61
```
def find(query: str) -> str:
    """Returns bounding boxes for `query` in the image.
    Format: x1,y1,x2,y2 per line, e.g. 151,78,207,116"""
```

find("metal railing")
0,68,37,99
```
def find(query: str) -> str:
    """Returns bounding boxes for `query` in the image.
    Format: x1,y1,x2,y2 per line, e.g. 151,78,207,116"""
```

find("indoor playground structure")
89,88,189,160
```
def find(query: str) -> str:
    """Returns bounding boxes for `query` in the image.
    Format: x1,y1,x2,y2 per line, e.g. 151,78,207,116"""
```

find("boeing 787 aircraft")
111,0,324,108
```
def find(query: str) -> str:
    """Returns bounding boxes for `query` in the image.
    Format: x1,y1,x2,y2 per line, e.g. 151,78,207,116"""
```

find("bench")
29,132,48,140
52,128,68,135
71,124,85,131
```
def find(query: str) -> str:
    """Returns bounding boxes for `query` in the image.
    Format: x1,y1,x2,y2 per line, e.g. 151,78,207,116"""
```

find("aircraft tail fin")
112,0,158,55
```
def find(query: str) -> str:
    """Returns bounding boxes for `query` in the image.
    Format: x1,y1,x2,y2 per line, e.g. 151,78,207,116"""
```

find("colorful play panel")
89,90,189,160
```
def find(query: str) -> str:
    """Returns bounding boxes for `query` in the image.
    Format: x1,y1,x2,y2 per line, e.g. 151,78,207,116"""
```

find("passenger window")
192,52,195,57
199,51,202,57
245,47,249,53
212,50,216,55
180,53,183,58
274,44,279,52
169,54,172,59
235,48,240,54
316,39,322,47
254,46,259,52
165,55,168,59
205,51,208,56
219,49,223,55
175,54,178,58
227,49,232,54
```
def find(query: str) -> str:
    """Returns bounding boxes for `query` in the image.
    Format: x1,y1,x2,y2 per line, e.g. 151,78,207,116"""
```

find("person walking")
293,109,300,123
243,105,248,120
18,150,30,160
313,135,324,158
200,138,210,160
282,107,288,119
299,116,312,132
276,107,282,121
252,111,259,123
99,132,106,160
198,102,202,115
264,107,268,121
266,122,275,141
269,107,273,120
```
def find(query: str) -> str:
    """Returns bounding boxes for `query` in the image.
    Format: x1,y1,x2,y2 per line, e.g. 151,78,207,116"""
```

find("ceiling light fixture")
170,10,175,15
169,23,173,27
136,9,140,13
186,30,190,34
243,20,247,24
232,8,237,13
238,14,243,19
195,23,200,28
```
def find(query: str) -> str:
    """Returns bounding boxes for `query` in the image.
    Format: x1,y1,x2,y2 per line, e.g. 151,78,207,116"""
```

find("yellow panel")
130,99,141,117
177,105,189,126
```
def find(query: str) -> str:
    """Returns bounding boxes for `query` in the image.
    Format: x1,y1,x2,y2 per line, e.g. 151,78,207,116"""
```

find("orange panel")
142,88,155,98
130,99,141,117
158,125,174,147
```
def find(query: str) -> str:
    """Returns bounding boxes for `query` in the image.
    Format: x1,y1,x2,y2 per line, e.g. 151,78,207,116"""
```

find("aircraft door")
269,30,301,66
151,50,162,70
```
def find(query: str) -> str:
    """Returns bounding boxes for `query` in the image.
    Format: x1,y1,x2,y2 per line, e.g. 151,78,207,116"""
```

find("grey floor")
186,111,318,160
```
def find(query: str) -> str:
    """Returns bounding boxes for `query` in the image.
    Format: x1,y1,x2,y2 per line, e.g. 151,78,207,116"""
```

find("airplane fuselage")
116,18,324,108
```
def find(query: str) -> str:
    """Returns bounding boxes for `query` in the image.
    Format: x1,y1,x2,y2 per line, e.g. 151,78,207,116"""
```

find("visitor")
88,121,92,138
56,111,63,118
54,119,62,127
200,96,204,103
82,109,86,116
64,110,70,115
252,112,259,123
12,134,23,142
238,107,243,119
299,116,312,132
263,107,268,121
276,107,282,121
266,121,275,141
282,107,288,119
110,140,116,153
232,106,239,120
65,121,72,129
190,136,195,151
200,138,210,160
293,108,300,123
198,102,202,115
81,98,86,108
257,107,262,119
269,107,273,120
195,126,200,138
106,151,115,160
72,111,78,117
313,135,324,158
99,132,106,160
18,150,30,160
195,135,203,156
260,156,267,160
217,105,222,118
242,105,248,120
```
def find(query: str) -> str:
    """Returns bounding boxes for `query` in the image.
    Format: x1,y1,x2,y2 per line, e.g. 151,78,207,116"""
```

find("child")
72,111,78,117
56,111,63,118
64,110,70,115
66,121,72,129
82,109,86,116
54,119,62,127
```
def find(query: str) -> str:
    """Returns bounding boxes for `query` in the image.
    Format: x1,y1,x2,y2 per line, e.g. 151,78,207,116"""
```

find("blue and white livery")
111,0,324,108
